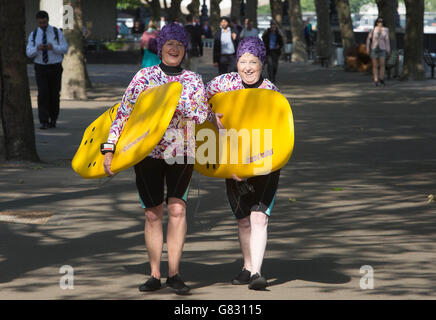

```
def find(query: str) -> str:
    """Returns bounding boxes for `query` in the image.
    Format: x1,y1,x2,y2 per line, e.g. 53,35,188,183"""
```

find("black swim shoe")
231,269,251,285
248,273,268,290
139,276,161,292
166,274,191,295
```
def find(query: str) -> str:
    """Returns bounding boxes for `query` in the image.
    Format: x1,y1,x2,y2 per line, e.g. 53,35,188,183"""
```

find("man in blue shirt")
213,16,239,75
27,11,68,129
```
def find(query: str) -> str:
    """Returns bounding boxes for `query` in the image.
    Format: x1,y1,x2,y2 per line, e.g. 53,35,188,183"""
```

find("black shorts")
226,170,280,220
134,156,193,208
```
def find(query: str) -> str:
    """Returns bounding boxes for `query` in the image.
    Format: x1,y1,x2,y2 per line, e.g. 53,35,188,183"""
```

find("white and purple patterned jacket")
108,65,210,159
206,72,279,99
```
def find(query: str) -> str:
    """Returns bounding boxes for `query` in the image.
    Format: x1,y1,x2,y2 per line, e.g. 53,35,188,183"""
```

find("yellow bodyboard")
72,82,183,179
194,88,294,179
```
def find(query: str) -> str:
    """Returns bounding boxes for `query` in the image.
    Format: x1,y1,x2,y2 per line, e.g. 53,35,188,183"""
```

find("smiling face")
161,39,185,66
237,52,263,85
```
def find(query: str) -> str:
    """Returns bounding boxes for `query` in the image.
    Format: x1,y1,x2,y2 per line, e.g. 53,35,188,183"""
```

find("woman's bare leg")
145,204,165,279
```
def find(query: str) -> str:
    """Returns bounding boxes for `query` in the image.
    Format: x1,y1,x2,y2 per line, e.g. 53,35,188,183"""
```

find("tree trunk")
376,0,397,51
335,0,355,69
401,0,425,80
231,0,241,23
168,0,183,22
163,0,169,15
187,0,200,17
210,0,222,34
289,0,306,62
245,0,258,28
61,0,87,100
394,0,401,28
146,0,161,22
314,0,332,63
0,64,4,160
270,0,283,27
0,0,39,161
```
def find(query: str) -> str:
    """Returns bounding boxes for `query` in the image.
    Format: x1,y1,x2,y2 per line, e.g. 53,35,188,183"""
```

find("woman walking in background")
366,17,390,86
141,21,160,68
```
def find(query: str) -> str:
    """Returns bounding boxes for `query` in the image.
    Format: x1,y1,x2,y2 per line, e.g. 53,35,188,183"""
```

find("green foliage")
117,0,143,10
102,40,125,51
258,0,372,14
258,1,315,14
257,5,270,15
425,0,436,11
301,0,315,12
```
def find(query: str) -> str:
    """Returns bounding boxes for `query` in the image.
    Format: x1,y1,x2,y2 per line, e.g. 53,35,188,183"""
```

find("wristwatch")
100,142,116,155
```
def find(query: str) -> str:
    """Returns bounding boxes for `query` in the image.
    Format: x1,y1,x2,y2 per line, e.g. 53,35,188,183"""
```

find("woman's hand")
232,173,243,182
212,112,225,131
103,152,115,176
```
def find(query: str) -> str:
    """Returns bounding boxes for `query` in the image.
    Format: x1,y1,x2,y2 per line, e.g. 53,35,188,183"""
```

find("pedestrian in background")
304,18,314,60
366,17,390,87
262,21,283,83
201,20,213,39
26,10,68,130
213,16,239,75
159,16,167,30
141,21,160,68
231,18,243,37
132,20,145,36
183,14,203,73
240,19,259,39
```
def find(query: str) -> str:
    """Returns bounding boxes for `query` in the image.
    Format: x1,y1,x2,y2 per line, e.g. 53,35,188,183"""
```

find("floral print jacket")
205,72,279,99
108,65,210,159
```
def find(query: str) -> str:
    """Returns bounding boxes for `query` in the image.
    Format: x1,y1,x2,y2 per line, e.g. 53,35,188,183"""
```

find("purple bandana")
156,23,189,59
236,36,266,65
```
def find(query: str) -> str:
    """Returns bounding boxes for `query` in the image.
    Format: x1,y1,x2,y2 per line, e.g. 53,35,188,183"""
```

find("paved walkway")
1,51,436,299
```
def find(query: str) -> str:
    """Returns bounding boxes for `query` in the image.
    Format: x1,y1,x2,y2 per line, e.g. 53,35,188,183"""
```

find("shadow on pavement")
124,256,351,291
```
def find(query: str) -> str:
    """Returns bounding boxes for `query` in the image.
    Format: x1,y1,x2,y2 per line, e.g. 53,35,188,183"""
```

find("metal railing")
202,38,214,48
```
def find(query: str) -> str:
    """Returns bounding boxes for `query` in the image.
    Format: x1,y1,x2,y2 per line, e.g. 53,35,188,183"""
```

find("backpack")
32,26,60,46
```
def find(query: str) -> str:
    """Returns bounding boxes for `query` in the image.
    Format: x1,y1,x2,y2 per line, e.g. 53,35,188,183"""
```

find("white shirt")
220,28,235,55
26,25,68,65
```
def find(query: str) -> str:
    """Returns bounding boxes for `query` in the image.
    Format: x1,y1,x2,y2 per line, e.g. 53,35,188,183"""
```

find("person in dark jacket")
261,21,283,82
201,20,213,39
26,10,68,129
213,16,239,75
183,14,203,72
